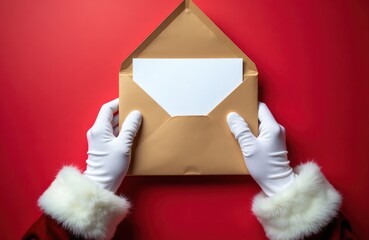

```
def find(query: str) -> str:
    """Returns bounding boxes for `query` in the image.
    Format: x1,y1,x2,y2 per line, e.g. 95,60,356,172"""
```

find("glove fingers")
118,110,142,149
227,112,255,145
95,99,119,127
258,102,277,125
258,102,282,138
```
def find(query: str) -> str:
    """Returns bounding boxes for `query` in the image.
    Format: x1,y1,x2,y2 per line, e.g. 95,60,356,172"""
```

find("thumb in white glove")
227,102,295,197
83,99,142,193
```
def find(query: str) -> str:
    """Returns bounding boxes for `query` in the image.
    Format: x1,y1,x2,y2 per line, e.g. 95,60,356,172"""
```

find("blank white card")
132,58,243,116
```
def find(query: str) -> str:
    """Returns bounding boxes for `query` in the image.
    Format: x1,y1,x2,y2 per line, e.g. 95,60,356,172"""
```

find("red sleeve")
22,214,81,240
24,212,357,240
307,213,357,240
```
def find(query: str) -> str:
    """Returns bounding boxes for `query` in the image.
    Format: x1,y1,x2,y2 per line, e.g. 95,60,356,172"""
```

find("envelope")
119,0,259,175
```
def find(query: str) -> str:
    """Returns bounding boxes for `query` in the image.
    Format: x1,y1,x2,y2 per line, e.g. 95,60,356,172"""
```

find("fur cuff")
38,166,130,240
252,162,342,240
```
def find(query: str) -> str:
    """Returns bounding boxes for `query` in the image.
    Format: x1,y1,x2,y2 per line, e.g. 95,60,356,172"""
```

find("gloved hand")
227,102,295,197
83,99,142,193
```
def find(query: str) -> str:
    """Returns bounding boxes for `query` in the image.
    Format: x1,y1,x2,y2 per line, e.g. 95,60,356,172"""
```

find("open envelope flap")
119,0,257,78
131,116,247,175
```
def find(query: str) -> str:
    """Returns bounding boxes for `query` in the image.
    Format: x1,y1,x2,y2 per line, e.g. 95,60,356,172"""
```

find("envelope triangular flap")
119,0,257,76
119,0,258,175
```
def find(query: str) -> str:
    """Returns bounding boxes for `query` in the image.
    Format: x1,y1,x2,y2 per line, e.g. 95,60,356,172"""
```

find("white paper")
133,58,243,116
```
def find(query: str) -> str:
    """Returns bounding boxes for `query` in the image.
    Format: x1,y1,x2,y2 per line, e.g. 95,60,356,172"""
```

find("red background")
1,0,369,239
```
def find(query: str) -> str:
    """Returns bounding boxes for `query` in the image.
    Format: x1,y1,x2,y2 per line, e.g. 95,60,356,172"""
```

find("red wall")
1,0,368,239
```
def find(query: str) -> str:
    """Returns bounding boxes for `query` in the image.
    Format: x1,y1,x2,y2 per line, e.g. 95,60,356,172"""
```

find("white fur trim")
252,162,342,240
38,166,130,240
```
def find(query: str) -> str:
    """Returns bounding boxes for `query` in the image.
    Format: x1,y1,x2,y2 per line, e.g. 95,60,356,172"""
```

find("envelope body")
119,0,258,175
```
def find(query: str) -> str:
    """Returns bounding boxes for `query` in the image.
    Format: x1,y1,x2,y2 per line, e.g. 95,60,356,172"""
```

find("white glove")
227,102,295,197
83,99,142,193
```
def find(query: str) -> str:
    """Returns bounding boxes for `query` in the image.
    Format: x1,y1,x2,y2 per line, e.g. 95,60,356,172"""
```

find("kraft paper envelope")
119,0,258,175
